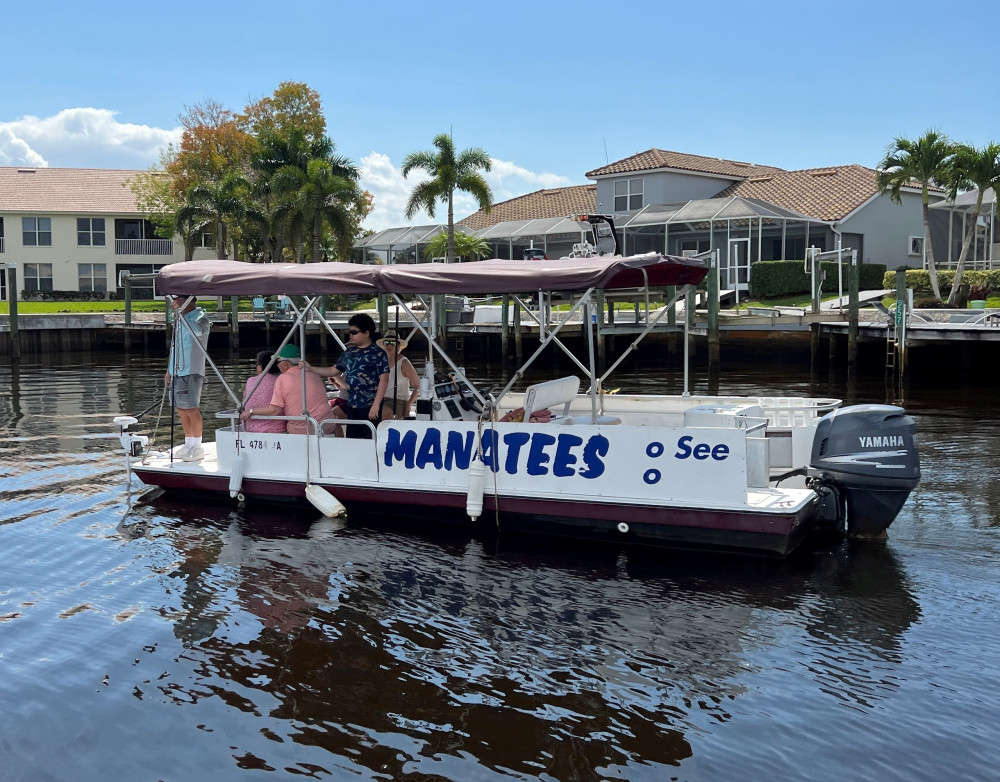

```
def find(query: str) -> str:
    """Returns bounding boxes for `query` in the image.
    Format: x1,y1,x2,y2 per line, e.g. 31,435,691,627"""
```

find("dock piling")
6,264,20,360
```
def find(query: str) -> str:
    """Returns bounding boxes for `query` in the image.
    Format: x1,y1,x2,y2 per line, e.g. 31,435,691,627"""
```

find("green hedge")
21,290,118,302
749,260,887,298
881,269,1000,295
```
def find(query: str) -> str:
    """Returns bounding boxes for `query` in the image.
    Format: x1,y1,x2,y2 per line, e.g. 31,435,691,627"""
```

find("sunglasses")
348,329,362,336
382,340,398,346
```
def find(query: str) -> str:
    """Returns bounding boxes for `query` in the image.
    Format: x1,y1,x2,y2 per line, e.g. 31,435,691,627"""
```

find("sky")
2,0,998,231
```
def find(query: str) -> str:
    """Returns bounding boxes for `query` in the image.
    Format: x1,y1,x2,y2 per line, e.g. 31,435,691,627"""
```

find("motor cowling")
809,404,920,537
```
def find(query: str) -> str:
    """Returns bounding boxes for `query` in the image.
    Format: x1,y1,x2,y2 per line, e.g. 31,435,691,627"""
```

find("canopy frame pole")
240,296,320,410
511,293,593,379
597,274,696,386
495,287,597,405
583,293,599,423
390,294,486,407
683,286,691,397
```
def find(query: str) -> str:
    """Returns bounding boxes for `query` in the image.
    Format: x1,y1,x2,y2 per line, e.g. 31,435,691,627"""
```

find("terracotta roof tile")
585,149,785,179
458,184,596,230
716,165,875,221
0,166,146,214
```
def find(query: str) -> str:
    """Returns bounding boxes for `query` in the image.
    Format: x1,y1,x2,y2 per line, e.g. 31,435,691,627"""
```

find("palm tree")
177,172,251,260
945,142,1000,306
402,134,493,262
271,155,361,262
876,130,954,301
172,208,210,262
423,230,491,262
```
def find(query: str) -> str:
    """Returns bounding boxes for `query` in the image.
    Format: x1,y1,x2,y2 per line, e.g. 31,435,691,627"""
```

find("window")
679,239,711,257
908,236,924,256
23,263,53,292
22,217,52,247
613,178,643,212
198,231,215,248
77,218,106,246
79,263,107,292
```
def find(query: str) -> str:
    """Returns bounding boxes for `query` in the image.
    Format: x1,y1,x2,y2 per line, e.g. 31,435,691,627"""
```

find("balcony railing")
115,238,173,256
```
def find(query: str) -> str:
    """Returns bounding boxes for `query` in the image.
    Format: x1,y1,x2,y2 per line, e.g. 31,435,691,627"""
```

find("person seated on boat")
304,314,388,440
164,294,211,462
239,344,332,435
376,329,420,420
241,351,286,434
326,375,349,437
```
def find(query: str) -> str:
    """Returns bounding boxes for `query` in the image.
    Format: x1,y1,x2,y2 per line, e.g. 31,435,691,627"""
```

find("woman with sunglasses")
376,330,420,420
304,313,388,439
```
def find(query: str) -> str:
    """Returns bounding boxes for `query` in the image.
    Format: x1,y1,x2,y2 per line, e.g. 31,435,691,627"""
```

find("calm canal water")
1,351,998,781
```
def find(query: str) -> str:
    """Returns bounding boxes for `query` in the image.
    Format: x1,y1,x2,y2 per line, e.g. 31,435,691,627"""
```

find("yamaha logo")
858,435,905,448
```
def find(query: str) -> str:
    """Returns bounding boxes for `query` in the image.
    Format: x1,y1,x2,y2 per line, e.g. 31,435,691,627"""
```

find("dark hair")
348,313,379,341
256,350,280,375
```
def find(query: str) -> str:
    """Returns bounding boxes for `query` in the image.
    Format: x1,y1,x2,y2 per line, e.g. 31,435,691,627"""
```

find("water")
2,353,999,781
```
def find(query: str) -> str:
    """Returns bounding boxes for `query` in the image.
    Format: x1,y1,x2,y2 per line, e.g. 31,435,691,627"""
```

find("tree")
239,82,327,147
944,142,1000,306
402,134,493,263
271,155,362,262
168,101,253,194
423,230,491,262
876,130,954,301
176,172,252,260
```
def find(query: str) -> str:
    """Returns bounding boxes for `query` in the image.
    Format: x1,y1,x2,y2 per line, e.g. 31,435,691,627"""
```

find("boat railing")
215,409,377,438
756,397,840,427
319,418,377,437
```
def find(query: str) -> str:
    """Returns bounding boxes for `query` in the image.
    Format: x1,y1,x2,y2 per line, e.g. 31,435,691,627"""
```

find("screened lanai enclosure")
353,218,595,265
353,197,833,296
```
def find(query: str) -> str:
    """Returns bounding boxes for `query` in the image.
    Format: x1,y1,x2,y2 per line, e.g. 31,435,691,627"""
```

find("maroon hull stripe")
133,469,815,552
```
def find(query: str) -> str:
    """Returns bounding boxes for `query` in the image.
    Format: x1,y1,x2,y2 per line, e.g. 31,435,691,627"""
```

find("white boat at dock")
113,253,920,555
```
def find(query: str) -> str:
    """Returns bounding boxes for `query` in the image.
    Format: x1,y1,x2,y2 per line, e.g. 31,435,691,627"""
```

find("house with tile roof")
0,166,215,301
455,148,960,296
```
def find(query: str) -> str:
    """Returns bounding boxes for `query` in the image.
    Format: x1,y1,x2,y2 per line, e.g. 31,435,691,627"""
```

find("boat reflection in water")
122,495,920,778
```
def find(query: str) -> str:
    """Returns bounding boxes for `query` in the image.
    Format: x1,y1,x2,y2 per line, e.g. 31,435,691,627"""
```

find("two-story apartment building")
0,167,214,301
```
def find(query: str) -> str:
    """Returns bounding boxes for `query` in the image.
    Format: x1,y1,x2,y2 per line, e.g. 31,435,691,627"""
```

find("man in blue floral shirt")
306,314,388,439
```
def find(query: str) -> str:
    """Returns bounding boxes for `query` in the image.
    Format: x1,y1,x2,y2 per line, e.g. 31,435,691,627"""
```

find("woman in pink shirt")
240,344,332,435
242,351,286,434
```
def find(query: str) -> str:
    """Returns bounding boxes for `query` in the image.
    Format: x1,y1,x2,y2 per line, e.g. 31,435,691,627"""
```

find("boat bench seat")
522,376,581,420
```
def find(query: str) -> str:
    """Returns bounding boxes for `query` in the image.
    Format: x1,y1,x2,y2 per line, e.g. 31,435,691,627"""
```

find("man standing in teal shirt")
165,295,211,461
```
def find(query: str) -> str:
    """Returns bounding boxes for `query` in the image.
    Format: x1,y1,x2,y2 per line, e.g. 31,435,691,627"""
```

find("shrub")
749,260,887,298
882,269,1000,297
20,289,115,302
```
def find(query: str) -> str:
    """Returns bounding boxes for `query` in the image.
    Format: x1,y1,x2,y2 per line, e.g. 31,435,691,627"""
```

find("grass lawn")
3,294,997,316
0,299,252,315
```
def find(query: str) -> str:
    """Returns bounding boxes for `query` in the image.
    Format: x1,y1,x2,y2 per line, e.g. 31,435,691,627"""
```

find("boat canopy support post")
496,287,597,405
584,294,599,423
598,282,693,387
391,294,486,408
511,292,597,382
240,296,322,410
683,286,691,397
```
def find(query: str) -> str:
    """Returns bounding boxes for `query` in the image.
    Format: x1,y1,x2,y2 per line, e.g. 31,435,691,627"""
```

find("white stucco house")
0,166,215,301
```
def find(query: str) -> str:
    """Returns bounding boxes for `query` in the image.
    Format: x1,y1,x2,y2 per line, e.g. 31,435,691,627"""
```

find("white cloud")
0,127,48,167
360,152,572,232
0,108,180,169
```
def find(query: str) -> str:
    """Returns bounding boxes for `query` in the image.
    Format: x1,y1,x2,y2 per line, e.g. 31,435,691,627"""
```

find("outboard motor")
809,404,920,537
